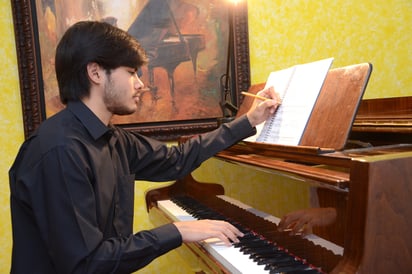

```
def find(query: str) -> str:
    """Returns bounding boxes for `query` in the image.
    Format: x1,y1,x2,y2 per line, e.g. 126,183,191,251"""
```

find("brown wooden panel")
217,152,350,188
359,155,412,273
300,63,372,150
331,158,371,273
356,96,412,118
350,96,412,145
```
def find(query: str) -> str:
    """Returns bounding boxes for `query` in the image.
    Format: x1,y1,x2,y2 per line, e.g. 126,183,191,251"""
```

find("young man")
9,21,280,273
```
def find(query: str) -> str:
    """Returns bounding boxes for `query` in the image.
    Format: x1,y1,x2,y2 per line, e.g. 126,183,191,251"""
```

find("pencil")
241,91,270,101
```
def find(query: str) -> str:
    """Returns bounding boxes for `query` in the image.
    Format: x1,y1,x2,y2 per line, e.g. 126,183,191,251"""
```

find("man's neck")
81,97,112,126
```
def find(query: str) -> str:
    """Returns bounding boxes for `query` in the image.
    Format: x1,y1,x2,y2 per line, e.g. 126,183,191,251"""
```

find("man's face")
103,66,144,116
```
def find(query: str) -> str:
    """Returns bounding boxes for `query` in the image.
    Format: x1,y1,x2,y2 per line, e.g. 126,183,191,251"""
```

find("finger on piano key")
160,197,336,273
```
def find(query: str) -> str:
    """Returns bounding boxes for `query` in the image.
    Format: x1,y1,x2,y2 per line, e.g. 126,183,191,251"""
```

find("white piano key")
158,199,196,221
158,200,269,273
157,197,343,273
201,239,269,274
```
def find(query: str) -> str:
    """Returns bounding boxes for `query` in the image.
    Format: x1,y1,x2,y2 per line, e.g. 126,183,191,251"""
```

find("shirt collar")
67,101,111,140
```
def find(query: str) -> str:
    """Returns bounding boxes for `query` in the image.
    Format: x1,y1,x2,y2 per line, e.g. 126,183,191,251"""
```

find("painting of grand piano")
22,0,249,139
121,0,223,124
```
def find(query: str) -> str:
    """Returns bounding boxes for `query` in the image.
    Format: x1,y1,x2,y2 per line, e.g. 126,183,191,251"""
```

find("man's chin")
113,107,137,116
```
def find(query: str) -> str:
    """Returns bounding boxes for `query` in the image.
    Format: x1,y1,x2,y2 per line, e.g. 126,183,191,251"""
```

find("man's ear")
87,62,103,84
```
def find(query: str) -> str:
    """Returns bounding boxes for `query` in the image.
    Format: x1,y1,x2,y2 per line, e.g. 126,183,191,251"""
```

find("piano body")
145,63,412,273
128,0,205,102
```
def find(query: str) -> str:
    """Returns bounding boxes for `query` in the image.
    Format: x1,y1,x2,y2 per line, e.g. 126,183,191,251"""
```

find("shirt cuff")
226,114,257,139
150,223,182,254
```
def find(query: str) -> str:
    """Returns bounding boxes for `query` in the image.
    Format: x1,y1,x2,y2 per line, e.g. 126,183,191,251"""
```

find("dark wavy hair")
55,21,148,104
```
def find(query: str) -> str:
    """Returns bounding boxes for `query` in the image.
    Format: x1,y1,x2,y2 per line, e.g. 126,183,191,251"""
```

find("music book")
246,57,334,145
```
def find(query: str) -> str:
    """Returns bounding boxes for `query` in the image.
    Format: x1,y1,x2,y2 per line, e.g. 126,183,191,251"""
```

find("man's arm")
125,86,281,182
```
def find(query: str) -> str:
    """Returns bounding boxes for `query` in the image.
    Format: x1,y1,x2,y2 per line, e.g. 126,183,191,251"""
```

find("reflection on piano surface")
128,0,205,103
145,63,412,273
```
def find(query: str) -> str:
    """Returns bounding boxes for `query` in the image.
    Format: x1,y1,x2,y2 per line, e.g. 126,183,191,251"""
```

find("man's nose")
135,77,144,90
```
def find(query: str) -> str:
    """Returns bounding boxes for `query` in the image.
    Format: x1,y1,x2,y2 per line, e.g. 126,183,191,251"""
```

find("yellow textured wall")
0,0,24,271
1,0,411,273
248,0,412,99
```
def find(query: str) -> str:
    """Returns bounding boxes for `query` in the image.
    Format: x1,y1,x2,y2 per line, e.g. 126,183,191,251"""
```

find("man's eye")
128,68,142,77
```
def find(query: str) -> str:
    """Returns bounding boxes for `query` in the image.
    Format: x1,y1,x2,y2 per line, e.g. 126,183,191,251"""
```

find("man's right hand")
246,86,281,127
173,219,244,246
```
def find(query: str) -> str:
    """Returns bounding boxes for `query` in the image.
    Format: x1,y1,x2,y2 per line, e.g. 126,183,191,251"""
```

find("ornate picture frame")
11,0,250,140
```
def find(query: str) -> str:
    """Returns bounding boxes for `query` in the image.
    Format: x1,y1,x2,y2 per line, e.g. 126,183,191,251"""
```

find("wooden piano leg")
147,65,159,101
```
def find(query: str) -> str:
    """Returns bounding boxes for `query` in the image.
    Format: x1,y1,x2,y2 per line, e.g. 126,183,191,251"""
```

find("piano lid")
128,0,171,47
127,0,192,52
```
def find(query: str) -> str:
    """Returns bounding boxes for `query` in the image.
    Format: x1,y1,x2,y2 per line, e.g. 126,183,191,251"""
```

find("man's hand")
277,207,337,236
173,219,244,246
246,86,281,127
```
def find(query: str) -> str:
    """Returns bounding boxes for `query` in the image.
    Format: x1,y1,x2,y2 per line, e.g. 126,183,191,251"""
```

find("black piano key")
266,260,305,271
257,254,296,268
241,245,276,255
235,241,263,250
239,234,262,242
233,223,250,233
170,196,336,273
254,253,289,263
285,269,323,274
269,263,312,274
239,240,270,251
247,246,283,257
238,239,280,258
241,238,271,246
233,234,258,246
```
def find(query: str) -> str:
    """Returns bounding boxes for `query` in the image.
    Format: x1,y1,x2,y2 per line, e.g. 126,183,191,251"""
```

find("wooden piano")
145,63,412,273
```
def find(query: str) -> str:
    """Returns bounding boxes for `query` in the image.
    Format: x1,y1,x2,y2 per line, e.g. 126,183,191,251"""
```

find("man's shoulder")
35,110,88,148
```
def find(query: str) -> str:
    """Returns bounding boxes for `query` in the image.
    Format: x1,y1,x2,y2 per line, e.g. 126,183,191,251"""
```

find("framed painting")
11,0,250,140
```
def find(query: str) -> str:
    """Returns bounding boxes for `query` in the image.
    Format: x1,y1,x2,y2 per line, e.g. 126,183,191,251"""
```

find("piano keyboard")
158,195,343,274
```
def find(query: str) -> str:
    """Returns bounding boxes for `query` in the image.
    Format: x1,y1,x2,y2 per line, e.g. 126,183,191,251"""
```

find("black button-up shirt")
9,101,255,273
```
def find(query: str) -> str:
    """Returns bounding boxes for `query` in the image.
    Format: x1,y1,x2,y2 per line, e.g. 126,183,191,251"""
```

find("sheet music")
250,57,334,145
